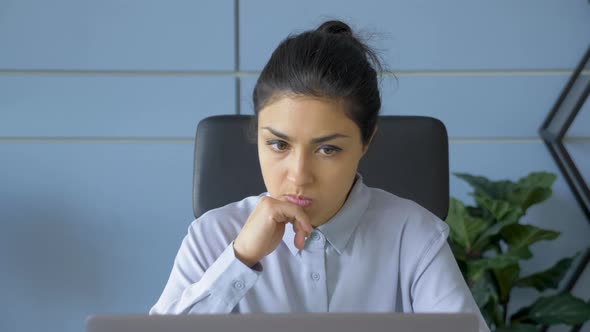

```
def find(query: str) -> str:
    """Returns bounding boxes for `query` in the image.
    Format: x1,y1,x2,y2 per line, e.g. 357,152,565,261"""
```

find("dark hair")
252,20,383,145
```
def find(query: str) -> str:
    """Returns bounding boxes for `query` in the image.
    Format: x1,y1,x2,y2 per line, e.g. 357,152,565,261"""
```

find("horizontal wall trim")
0,69,588,77
0,137,195,143
450,138,590,143
1,137,589,143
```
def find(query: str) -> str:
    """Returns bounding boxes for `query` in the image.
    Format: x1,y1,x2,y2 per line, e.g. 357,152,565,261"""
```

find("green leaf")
495,324,539,332
474,194,514,222
493,264,520,302
489,296,506,328
510,306,534,325
479,291,504,328
454,173,514,200
504,172,556,212
470,273,497,309
446,198,489,250
502,224,560,249
468,247,532,280
449,241,467,262
454,172,557,212
480,307,496,330
526,293,590,325
517,172,557,189
515,254,578,291
471,217,518,253
471,195,523,253
507,187,552,212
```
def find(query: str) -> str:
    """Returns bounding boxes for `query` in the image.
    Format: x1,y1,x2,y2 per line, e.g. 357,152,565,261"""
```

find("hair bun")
317,20,352,36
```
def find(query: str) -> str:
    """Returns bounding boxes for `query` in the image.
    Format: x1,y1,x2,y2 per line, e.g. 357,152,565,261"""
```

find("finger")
292,222,310,245
278,202,313,233
294,229,307,250
270,205,312,234
270,214,308,251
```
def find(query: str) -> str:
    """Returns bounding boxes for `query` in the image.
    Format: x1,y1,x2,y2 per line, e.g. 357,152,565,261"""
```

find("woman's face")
257,95,370,227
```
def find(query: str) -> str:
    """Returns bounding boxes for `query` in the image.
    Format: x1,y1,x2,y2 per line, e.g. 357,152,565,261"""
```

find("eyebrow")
262,127,349,144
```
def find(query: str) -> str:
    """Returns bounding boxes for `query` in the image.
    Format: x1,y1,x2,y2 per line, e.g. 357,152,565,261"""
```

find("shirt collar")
282,173,371,256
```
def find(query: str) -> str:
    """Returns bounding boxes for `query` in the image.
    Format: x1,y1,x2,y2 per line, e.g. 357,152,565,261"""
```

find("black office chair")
193,115,449,220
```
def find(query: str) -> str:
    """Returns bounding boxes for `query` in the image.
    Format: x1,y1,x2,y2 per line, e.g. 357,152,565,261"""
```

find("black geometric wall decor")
539,46,590,221
539,46,590,332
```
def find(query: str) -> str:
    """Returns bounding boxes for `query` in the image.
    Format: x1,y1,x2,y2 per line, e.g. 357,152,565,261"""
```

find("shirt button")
233,280,245,290
311,272,321,281
310,232,321,241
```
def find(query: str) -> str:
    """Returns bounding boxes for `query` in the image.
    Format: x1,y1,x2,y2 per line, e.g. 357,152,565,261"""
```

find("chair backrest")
193,115,449,220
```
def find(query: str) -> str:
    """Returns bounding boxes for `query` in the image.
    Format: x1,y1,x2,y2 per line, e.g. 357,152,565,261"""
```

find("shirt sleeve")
411,228,491,332
149,221,263,314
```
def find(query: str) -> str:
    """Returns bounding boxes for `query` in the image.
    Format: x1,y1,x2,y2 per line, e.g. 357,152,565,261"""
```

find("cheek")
258,149,286,192
319,153,360,178
259,148,282,171
311,159,359,199
320,163,357,195
258,149,272,173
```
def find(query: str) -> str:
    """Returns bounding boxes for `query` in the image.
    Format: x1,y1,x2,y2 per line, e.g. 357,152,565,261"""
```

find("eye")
318,145,342,156
266,139,289,152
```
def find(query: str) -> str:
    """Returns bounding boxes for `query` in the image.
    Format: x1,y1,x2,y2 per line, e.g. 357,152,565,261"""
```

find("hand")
233,196,313,267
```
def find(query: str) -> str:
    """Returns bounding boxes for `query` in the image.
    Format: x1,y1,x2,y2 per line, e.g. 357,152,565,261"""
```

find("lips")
284,195,313,208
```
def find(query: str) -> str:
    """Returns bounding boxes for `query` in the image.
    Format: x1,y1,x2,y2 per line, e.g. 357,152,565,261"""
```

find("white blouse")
150,175,490,332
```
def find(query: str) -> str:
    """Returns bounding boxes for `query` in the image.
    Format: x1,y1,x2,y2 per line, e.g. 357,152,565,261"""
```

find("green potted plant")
446,171,590,331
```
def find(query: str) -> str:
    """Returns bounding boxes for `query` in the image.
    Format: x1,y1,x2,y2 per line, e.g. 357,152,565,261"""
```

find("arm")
411,229,491,332
151,194,311,315
149,222,262,315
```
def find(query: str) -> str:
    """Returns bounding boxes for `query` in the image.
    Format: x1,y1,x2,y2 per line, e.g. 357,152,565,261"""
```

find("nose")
287,150,314,187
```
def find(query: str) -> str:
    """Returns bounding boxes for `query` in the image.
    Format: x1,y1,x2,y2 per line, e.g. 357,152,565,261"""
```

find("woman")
151,20,489,332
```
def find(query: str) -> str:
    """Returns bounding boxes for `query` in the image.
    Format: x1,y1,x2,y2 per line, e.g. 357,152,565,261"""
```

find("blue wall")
1,1,589,331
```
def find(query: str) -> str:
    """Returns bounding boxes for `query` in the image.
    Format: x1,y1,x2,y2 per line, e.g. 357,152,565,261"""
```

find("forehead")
257,96,359,136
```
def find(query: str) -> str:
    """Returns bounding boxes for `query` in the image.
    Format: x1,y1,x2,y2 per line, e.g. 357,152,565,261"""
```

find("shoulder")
187,194,265,247
364,186,449,241
364,186,450,276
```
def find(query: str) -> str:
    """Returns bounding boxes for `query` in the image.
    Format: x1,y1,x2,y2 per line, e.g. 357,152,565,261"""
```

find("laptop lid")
87,313,479,332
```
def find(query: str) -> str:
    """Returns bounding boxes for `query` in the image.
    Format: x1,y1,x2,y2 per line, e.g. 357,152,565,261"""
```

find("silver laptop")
86,313,479,332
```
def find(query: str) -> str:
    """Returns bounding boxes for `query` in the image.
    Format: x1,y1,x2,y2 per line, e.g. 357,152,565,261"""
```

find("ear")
361,126,378,157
